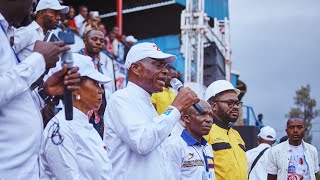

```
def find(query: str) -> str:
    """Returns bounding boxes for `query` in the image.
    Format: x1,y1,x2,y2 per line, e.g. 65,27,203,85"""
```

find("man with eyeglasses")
204,80,248,180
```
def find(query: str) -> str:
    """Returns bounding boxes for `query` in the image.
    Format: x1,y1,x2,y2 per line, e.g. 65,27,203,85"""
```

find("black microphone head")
170,78,183,91
61,51,73,68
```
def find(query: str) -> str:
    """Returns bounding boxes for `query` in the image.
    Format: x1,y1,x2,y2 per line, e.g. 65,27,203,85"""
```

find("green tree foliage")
286,85,319,143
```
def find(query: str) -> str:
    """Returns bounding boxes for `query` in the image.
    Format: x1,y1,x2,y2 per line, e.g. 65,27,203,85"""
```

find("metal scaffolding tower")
180,0,232,84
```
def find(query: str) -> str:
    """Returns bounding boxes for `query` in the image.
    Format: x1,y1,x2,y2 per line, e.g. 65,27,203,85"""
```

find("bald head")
181,100,213,141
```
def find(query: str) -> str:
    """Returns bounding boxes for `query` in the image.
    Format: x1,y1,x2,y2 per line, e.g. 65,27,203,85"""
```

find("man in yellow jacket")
204,80,248,180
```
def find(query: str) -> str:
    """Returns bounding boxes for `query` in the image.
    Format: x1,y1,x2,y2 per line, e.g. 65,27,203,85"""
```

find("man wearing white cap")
203,80,248,180
104,42,200,180
246,126,276,180
13,0,69,61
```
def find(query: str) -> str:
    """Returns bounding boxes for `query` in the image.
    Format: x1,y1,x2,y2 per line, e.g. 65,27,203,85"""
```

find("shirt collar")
181,129,207,146
212,115,231,130
73,107,91,124
285,140,308,152
127,81,151,99
0,13,12,38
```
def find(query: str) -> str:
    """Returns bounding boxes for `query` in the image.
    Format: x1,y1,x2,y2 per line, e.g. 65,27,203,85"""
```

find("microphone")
170,78,205,115
61,51,74,120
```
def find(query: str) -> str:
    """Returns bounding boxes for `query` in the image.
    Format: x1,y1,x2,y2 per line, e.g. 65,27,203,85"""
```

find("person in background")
105,30,116,56
166,100,215,180
12,0,70,125
13,0,69,60
204,80,248,180
0,0,80,179
124,35,137,61
267,117,319,180
256,113,264,129
151,65,179,114
246,126,276,180
67,6,78,34
98,23,107,37
111,26,120,56
103,42,199,180
79,29,115,136
40,55,112,180
79,12,100,37
74,5,88,31
117,34,126,62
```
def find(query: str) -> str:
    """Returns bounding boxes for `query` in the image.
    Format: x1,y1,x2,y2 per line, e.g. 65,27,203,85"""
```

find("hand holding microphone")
170,78,203,114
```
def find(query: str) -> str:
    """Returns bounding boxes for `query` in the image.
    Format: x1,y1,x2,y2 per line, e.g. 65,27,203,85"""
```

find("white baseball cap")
125,42,176,69
258,126,277,141
72,54,112,84
204,80,240,101
126,35,138,43
36,0,69,14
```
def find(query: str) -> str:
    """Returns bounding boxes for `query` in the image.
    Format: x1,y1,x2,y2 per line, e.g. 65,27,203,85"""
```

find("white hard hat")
204,80,240,101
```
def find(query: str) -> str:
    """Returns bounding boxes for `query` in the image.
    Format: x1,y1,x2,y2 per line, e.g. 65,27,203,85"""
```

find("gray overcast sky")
229,0,320,147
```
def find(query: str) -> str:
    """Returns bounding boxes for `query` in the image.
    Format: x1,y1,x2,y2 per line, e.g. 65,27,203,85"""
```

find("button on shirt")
246,143,271,180
267,140,319,180
166,130,216,180
40,107,112,180
0,13,45,180
204,117,248,180
104,82,181,180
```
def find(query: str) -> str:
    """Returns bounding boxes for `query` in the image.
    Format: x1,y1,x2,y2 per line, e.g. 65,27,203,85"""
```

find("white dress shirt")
0,13,45,180
40,107,112,180
13,21,44,61
103,82,181,180
267,140,319,180
166,130,216,180
246,143,271,180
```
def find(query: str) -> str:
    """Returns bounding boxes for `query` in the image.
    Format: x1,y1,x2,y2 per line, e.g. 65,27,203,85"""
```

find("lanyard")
0,23,21,63
192,145,209,172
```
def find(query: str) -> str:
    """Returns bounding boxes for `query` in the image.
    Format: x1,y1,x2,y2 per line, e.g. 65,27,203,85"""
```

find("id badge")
202,171,209,180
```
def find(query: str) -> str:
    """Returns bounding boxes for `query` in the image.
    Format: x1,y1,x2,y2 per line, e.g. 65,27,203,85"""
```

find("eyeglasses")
214,100,243,108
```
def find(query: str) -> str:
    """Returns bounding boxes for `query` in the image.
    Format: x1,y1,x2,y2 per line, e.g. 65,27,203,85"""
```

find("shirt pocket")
212,142,232,151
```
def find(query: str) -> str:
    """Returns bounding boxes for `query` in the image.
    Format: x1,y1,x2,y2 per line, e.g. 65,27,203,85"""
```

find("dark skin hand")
171,87,200,112
44,64,80,96
34,41,70,69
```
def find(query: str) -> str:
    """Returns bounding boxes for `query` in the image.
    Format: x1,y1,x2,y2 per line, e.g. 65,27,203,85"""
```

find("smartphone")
43,30,60,42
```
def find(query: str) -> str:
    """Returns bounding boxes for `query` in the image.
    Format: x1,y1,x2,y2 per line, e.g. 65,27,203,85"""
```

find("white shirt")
288,144,311,179
267,140,319,180
166,130,216,180
246,143,271,180
13,21,44,61
74,14,85,29
40,107,112,180
103,82,181,180
0,13,45,180
12,20,46,108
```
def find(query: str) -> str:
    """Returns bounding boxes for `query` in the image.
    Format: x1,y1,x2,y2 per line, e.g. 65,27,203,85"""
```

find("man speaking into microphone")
104,42,200,180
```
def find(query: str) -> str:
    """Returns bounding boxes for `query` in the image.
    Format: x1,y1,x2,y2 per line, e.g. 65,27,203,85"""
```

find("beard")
216,108,238,123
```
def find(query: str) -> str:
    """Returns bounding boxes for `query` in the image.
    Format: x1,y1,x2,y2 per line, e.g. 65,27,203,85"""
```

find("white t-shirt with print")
288,144,311,180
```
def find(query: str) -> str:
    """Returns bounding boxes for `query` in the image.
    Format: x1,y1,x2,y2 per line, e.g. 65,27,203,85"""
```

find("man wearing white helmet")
246,126,276,180
204,80,248,180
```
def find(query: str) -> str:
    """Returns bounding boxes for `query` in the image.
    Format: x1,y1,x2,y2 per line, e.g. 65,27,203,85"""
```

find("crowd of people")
0,0,319,180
